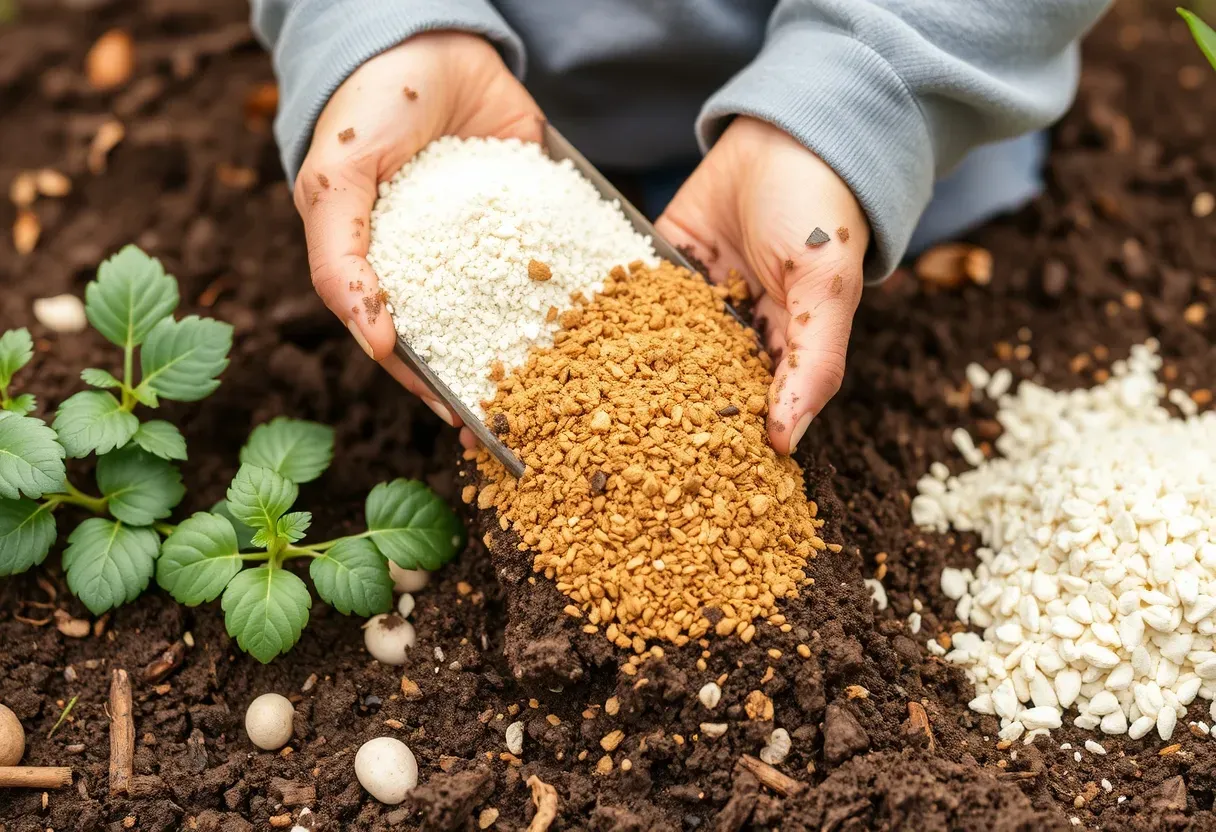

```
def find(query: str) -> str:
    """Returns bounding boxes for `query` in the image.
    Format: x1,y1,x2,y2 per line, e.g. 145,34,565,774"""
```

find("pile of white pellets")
914,341,1216,745
368,136,656,415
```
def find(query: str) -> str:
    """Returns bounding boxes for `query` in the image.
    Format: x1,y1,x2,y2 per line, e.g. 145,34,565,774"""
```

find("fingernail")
348,320,374,358
425,398,456,427
789,412,813,455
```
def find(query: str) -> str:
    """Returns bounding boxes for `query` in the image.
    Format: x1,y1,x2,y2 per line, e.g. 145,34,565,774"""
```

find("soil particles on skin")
1,2,1216,831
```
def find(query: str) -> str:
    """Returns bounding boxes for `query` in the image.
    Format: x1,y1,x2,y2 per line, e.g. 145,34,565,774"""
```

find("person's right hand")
294,32,544,429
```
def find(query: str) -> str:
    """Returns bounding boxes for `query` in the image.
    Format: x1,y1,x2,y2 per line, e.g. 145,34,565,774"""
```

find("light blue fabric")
251,0,1109,279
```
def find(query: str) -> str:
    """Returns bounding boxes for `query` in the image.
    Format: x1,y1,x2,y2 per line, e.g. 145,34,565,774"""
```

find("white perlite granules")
368,137,656,416
915,341,1216,743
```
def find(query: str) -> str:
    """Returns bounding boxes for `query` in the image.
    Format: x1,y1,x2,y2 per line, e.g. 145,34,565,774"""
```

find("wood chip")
9,172,36,207
739,754,804,796
906,701,936,751
805,227,831,247
85,29,134,91
35,169,71,198
109,669,134,796
88,120,125,175
525,774,558,832
13,210,40,256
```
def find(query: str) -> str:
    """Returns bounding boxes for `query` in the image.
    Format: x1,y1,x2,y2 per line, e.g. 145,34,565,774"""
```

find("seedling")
157,417,464,662
0,245,232,614
1179,7,1216,70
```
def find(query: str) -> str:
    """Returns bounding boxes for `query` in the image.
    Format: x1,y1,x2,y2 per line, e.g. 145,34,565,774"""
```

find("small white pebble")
1074,751,1082,763
1101,779,1112,793
505,721,524,755
363,614,416,665
389,563,430,593
700,722,728,738
355,737,418,804
1118,796,1126,804
1084,739,1106,756
864,578,888,610
698,682,722,709
244,693,295,751
396,592,415,619
908,612,922,634
759,728,791,765
33,294,87,333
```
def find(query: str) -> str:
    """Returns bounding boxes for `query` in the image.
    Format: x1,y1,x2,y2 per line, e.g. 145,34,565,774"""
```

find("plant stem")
240,552,272,562
45,480,107,514
304,531,370,551
154,522,176,537
120,343,135,410
284,545,325,559
47,695,79,739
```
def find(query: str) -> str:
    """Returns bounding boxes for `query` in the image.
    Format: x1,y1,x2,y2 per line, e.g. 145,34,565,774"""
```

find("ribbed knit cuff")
697,24,933,282
272,0,525,182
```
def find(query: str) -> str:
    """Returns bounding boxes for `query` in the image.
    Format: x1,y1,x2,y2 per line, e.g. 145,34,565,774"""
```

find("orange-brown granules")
467,260,825,650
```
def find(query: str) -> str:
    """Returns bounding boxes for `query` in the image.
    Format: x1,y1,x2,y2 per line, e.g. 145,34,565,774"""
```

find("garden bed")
2,1,1215,830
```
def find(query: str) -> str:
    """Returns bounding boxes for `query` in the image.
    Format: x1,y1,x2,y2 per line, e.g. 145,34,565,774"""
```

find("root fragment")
525,774,558,832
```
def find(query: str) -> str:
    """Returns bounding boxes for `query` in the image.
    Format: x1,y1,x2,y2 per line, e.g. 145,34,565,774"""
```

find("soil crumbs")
0,2,1213,831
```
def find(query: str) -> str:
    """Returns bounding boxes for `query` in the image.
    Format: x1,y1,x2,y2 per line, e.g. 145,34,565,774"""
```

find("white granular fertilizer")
914,341,1216,743
368,137,655,415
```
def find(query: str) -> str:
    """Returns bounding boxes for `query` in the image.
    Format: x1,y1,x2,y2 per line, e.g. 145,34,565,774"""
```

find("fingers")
767,261,863,455
294,156,399,362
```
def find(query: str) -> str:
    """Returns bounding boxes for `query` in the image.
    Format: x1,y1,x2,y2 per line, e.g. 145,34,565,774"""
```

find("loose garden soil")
1,2,1214,830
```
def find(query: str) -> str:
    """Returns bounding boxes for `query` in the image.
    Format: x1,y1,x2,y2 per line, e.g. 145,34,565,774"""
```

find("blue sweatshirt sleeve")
250,0,525,182
697,0,1110,281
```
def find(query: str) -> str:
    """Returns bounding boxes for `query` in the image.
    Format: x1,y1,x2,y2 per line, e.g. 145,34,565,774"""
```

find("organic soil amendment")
917,341,1216,746
470,260,826,649
368,137,656,417
3,2,1216,830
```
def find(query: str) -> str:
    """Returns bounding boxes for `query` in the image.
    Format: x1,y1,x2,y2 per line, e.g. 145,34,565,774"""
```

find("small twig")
738,755,804,796
998,769,1042,781
47,695,79,739
141,641,186,684
0,767,73,789
525,774,559,832
108,669,134,796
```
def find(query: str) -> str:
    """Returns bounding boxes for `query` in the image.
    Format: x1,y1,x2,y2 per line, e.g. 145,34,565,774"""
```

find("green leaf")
53,390,139,458
1180,8,1216,70
131,420,187,461
0,411,66,499
62,518,160,615
222,565,311,663
85,246,179,349
310,537,392,616
130,384,159,408
80,368,122,390
277,511,311,543
225,464,298,536
365,479,464,570
138,316,233,403
212,500,257,552
157,512,243,604
239,418,335,484
0,498,56,576
3,394,35,416
96,446,185,526
252,510,311,549
0,328,33,389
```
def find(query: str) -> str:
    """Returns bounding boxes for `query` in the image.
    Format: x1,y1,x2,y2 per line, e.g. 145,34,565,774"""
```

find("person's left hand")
655,116,869,455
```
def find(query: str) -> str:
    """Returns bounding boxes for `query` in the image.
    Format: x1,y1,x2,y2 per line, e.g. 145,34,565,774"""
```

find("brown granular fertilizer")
469,260,826,650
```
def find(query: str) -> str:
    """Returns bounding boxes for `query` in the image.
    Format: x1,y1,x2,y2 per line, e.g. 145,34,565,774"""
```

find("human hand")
294,32,544,429
655,117,869,455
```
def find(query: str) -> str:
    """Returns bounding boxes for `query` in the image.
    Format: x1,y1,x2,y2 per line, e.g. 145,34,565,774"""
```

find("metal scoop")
393,123,741,480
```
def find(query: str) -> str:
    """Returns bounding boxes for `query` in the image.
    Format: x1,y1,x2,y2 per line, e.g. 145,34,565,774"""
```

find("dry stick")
738,755,804,796
525,775,558,832
109,668,134,796
0,767,73,789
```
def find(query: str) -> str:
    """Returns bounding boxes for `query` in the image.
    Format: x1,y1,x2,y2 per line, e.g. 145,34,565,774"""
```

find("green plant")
1180,7,1216,70
157,418,465,662
0,245,232,614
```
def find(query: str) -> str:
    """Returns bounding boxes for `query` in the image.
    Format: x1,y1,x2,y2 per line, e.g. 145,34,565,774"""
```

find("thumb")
767,252,863,455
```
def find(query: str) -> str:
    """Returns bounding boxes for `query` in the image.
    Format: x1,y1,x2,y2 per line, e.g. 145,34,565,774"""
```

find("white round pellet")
758,728,791,765
389,563,430,594
32,294,87,333
698,682,721,709
355,737,418,804
397,592,415,619
363,614,416,665
505,721,524,756
244,693,295,751
0,704,24,766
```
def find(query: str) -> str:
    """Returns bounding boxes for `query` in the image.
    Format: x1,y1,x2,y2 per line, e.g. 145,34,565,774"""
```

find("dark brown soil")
1,2,1214,830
